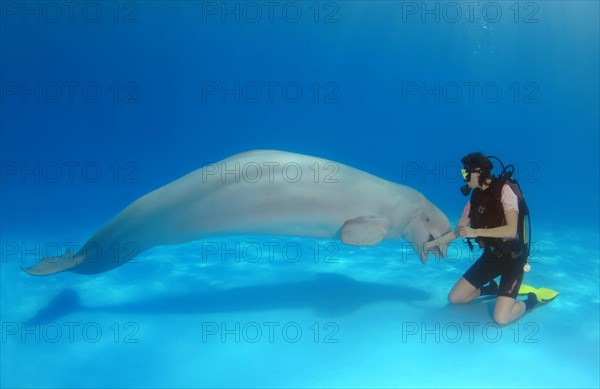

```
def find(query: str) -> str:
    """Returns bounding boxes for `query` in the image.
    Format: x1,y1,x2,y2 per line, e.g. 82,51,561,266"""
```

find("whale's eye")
425,217,431,223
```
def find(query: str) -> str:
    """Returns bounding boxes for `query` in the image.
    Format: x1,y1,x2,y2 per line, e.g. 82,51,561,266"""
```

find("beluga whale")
23,150,452,276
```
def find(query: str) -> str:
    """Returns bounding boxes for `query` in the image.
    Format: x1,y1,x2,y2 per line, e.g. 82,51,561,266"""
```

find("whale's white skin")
23,150,451,275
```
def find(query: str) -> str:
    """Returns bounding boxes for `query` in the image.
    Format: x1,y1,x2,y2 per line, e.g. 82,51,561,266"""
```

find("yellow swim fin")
519,284,559,303
518,284,538,295
533,287,559,303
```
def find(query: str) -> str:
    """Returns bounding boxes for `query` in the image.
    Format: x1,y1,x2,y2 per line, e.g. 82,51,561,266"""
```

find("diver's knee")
493,311,511,326
447,291,462,304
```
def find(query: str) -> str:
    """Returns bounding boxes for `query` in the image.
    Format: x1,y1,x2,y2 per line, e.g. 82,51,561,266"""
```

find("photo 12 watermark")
201,321,339,343
1,240,140,268
399,1,539,24
398,161,541,184
401,81,539,104
401,321,540,343
2,321,140,344
1,161,140,184
0,2,140,24
201,81,339,104
200,1,340,24
1,82,139,104
198,159,341,184
406,239,543,265
199,240,340,264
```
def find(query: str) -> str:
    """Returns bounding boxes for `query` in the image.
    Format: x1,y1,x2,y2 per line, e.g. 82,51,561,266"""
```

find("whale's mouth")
425,234,444,259
403,211,451,262
424,230,454,259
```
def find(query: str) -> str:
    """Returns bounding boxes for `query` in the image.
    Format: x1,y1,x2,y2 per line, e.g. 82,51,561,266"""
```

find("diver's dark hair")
461,152,494,186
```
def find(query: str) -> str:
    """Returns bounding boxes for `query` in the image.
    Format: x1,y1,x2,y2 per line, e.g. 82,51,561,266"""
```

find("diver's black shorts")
462,247,527,299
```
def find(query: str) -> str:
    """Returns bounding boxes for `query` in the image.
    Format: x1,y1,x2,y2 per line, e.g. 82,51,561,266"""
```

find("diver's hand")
422,231,456,264
458,226,477,238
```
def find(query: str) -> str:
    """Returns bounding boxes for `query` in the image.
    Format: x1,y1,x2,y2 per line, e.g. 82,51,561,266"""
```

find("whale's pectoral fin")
21,250,83,276
341,216,391,246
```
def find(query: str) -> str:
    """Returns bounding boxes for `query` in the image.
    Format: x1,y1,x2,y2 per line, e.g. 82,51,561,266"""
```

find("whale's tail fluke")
21,250,84,276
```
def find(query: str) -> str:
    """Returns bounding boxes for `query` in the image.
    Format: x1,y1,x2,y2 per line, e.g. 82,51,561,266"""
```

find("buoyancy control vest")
468,176,526,255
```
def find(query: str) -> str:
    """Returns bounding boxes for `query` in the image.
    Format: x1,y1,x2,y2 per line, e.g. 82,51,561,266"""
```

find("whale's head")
402,200,452,263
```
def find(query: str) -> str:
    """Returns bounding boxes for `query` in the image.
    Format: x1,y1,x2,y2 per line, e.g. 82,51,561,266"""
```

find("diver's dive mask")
460,168,481,196
461,168,469,181
461,168,482,182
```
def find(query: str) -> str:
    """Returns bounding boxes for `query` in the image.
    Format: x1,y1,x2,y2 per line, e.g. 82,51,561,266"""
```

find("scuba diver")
425,152,558,325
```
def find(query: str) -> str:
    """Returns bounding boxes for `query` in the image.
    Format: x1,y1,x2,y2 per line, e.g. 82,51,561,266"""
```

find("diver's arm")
459,211,518,239
439,214,470,243
454,213,470,237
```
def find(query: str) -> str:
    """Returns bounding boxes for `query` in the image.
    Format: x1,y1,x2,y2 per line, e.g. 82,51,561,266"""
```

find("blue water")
1,1,599,388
